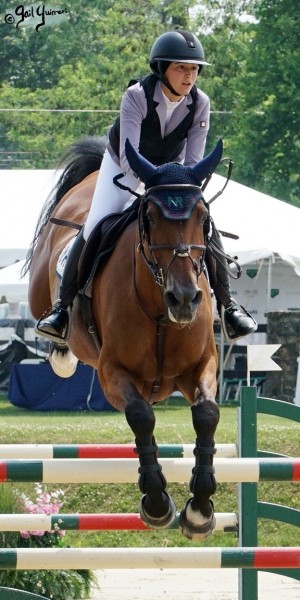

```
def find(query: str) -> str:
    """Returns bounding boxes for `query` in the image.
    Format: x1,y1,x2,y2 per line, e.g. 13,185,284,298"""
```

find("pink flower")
18,485,66,538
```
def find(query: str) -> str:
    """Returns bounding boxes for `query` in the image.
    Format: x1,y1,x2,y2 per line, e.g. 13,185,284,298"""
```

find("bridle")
137,184,207,288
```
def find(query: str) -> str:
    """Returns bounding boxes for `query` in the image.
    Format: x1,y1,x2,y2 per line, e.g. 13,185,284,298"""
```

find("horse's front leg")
180,395,220,540
125,390,176,529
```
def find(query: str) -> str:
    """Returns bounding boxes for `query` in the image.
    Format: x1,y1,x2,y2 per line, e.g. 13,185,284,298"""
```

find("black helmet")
149,30,210,68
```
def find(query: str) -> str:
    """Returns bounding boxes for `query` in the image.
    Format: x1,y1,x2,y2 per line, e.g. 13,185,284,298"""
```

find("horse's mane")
23,136,106,275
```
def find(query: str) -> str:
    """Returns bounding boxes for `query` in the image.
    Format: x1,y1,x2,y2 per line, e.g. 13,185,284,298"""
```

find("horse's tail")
23,135,106,275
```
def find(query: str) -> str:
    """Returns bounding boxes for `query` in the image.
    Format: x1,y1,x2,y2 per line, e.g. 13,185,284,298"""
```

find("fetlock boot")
209,227,257,342
36,230,85,342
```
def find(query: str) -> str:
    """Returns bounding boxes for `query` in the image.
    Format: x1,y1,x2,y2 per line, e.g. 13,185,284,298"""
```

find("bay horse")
26,137,223,540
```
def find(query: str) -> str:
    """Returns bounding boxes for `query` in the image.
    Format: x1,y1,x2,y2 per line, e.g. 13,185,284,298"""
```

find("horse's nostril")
164,291,180,310
165,288,202,310
194,289,203,306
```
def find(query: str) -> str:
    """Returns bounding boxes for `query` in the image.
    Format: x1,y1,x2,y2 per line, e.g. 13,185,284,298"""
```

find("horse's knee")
125,396,155,438
191,399,219,436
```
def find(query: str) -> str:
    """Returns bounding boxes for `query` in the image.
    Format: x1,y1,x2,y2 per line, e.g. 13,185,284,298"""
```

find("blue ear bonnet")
145,163,203,220
146,162,200,187
124,137,223,219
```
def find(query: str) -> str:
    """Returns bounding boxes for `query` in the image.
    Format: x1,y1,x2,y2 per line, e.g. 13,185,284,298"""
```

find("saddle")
49,199,141,352
77,197,140,297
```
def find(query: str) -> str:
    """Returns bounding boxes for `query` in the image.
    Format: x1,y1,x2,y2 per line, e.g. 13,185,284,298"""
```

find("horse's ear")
192,138,223,184
125,138,156,183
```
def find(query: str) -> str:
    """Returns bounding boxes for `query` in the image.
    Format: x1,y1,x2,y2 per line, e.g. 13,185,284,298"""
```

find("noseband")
137,184,207,288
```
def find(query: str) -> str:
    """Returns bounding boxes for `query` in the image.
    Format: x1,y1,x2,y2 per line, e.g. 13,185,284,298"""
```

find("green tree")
0,0,198,167
190,1,257,156
0,0,298,207
229,0,300,205
0,0,110,89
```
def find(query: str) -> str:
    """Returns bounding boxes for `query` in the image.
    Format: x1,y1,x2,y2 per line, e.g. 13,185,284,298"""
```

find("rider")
37,29,257,343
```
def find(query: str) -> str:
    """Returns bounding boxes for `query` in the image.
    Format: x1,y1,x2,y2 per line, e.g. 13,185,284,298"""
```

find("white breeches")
83,150,141,241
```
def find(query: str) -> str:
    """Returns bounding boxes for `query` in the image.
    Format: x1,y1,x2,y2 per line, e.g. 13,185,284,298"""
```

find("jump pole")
0,457,299,483
0,512,237,532
0,443,237,459
0,547,299,571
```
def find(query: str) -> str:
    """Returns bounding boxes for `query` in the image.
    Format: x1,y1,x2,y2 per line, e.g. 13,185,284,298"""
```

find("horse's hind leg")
180,398,220,540
125,393,176,529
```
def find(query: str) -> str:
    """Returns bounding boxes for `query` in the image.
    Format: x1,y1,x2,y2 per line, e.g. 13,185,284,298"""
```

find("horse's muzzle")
164,286,203,323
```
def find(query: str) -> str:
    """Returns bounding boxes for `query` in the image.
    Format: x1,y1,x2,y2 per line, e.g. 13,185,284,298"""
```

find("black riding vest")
109,74,198,166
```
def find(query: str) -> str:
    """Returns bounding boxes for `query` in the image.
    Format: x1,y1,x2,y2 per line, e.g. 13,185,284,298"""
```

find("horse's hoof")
179,499,216,540
140,492,177,529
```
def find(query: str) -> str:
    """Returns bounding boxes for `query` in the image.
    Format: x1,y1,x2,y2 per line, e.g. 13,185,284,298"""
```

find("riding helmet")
150,30,210,69
149,30,210,95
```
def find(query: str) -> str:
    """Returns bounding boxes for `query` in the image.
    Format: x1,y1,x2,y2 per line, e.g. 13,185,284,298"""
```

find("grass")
0,395,299,550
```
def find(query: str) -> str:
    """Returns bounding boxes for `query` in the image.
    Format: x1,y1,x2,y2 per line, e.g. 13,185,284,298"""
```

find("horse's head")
125,139,223,323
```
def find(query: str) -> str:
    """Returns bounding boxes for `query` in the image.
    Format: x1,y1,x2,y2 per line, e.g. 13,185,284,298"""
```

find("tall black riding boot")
209,225,257,342
36,230,85,342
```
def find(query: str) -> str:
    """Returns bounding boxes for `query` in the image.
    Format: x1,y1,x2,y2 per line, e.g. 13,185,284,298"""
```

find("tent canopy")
206,175,300,275
0,260,28,303
0,169,299,304
0,169,59,267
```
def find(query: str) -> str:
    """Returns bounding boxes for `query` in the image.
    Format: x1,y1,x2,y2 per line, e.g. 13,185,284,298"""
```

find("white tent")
0,169,300,316
2,168,300,269
205,175,300,325
206,174,300,276
0,169,59,268
0,260,28,304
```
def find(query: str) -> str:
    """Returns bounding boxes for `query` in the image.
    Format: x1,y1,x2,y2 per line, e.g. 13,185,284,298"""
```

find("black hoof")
179,499,215,540
140,492,177,529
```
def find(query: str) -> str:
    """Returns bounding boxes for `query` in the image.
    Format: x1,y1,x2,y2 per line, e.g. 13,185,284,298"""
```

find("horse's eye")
200,209,209,225
147,212,155,226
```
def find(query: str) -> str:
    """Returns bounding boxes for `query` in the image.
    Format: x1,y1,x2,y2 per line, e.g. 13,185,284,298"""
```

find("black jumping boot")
36,230,85,342
208,226,257,342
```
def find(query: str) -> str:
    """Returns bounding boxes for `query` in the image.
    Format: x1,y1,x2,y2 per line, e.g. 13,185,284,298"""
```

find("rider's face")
162,62,199,101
